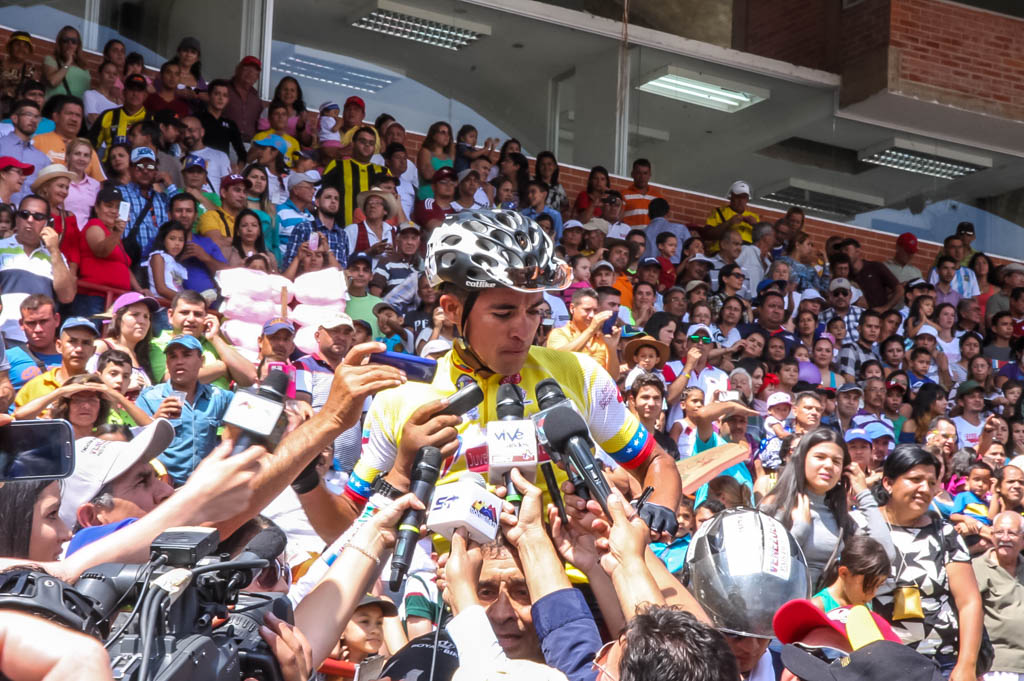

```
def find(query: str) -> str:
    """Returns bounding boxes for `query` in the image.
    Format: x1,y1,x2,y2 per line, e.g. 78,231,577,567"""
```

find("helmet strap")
453,290,495,378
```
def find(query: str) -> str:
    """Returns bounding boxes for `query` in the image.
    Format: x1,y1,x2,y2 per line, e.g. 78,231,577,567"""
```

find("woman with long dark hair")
759,427,892,587
229,208,277,270
0,479,69,561
572,165,609,222
171,36,206,104
261,76,312,146
901,383,949,444
970,252,999,315
873,445,983,678
93,291,159,386
416,121,455,201
534,151,568,217
494,151,529,208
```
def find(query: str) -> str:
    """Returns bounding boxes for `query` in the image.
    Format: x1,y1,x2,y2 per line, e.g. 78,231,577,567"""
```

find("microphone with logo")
389,446,443,591
487,383,537,508
223,369,290,455
426,471,503,544
532,378,612,513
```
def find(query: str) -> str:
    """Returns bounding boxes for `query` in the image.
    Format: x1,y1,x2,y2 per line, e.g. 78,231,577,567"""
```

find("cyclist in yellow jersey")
342,209,682,536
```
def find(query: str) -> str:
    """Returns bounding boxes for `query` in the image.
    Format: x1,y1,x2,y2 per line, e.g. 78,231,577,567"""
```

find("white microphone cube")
426,479,502,545
486,419,538,485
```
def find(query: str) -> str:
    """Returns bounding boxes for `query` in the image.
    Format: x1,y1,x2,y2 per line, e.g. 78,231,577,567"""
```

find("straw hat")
30,163,76,193
624,335,669,369
356,187,399,218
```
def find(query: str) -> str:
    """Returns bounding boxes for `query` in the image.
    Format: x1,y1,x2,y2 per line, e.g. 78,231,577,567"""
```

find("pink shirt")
64,175,101,228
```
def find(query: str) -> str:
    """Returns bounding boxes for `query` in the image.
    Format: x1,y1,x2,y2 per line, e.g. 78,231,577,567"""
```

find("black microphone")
534,380,612,513
534,378,591,501
390,446,443,590
233,524,289,589
226,369,290,455
495,383,524,504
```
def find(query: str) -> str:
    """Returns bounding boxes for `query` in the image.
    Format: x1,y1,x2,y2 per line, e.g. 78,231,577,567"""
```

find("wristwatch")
370,475,405,500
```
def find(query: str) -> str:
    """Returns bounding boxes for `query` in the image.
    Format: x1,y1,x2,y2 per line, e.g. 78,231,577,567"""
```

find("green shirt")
148,329,231,391
43,57,91,100
346,292,383,338
107,407,137,427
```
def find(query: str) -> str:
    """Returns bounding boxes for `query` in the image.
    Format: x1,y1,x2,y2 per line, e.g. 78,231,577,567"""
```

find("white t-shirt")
318,114,340,143
83,89,118,118
953,415,984,450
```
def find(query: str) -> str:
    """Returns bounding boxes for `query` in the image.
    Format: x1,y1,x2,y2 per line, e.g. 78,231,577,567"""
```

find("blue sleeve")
897,430,916,444
137,388,160,416
950,492,970,515
531,588,601,681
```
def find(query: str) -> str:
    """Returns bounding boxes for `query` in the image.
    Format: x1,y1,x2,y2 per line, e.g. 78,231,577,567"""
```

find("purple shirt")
934,284,961,308
183,234,226,293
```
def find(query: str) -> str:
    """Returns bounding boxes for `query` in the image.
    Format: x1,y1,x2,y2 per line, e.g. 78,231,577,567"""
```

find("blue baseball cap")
865,421,895,442
844,428,871,444
349,251,373,267
164,334,203,353
262,317,295,335
130,146,157,164
757,278,788,293
183,154,207,171
60,317,98,336
254,134,288,157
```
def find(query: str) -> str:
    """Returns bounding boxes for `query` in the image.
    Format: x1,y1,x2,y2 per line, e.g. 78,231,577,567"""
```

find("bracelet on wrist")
344,541,380,566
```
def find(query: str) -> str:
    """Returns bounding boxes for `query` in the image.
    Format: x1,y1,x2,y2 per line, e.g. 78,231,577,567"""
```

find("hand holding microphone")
389,446,443,590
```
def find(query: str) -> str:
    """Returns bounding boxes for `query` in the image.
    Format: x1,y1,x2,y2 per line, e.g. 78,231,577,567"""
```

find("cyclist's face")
447,288,545,376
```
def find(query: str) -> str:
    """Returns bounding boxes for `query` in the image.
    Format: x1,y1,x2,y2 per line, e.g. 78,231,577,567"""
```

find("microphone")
532,379,612,513
233,525,289,589
487,384,537,505
224,369,290,455
426,471,502,544
389,446,443,591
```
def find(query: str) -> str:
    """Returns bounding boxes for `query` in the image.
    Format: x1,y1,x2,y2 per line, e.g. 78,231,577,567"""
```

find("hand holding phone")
308,232,319,251
118,200,131,223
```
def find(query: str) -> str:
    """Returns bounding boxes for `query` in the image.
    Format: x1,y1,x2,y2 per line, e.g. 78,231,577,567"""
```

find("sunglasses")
134,162,157,171
17,209,47,222
689,335,713,344
832,289,850,296
727,271,746,279
60,36,80,44
255,557,291,590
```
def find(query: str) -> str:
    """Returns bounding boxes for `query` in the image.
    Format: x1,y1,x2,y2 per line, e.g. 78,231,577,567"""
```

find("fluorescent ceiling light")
637,65,768,113
271,55,395,94
352,0,490,51
859,137,991,179
760,179,883,217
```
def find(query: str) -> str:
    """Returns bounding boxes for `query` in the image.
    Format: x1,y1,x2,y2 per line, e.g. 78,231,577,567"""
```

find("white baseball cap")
767,392,793,408
59,419,175,529
321,313,354,330
729,181,751,197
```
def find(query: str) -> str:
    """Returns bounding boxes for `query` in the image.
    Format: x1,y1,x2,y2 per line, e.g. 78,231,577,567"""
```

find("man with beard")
282,185,348,270
180,115,231,193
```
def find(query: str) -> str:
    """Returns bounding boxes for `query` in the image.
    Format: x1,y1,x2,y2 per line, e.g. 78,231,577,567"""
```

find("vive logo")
493,428,525,442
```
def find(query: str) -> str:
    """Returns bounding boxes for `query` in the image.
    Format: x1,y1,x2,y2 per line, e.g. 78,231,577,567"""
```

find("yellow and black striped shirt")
90,105,147,161
322,158,386,225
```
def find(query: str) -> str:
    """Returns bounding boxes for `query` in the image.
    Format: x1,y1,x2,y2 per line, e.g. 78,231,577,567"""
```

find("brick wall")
734,0,835,71
890,0,1024,119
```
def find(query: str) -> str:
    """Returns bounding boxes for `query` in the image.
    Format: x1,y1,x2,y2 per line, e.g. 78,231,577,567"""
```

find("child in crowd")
373,302,413,353
777,357,799,397
825,317,847,352
352,319,373,345
325,594,397,679
0,204,13,238
94,349,155,428
765,392,793,440
655,232,678,289
145,221,189,300
812,535,891,612
650,496,695,576
669,387,705,459
906,347,937,396
949,461,993,531
559,254,592,306
623,336,668,390
453,124,496,173
318,101,342,161
369,224,422,299
124,52,155,92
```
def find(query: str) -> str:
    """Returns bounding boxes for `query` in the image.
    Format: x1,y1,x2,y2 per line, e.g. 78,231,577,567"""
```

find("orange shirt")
613,272,634,309
33,132,106,182
621,182,663,227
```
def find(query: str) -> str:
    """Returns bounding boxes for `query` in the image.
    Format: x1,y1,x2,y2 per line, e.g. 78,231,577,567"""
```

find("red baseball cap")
0,156,33,174
220,173,252,191
344,95,366,111
896,232,918,254
773,600,901,650
239,55,262,71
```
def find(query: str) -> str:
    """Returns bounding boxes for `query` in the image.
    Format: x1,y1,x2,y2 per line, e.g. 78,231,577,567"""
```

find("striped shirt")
90,106,147,160
321,158,386,225
0,237,66,342
293,354,363,473
274,199,314,262
621,183,663,227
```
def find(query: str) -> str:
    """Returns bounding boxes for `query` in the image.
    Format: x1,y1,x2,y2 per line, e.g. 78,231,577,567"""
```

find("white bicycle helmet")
426,209,571,293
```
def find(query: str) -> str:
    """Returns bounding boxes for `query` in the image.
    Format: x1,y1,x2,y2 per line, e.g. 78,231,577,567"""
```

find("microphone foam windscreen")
243,525,287,561
539,405,590,451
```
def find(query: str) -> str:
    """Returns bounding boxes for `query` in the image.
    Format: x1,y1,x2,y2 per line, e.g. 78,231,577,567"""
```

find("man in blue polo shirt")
137,334,232,484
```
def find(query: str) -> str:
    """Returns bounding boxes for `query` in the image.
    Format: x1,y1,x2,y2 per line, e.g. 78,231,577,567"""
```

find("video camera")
0,527,291,681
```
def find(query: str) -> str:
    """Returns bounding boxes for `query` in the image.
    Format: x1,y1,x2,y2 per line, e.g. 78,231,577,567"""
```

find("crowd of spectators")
0,24,1022,681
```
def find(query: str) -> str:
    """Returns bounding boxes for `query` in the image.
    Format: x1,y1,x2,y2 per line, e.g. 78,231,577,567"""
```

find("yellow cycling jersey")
343,344,655,504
